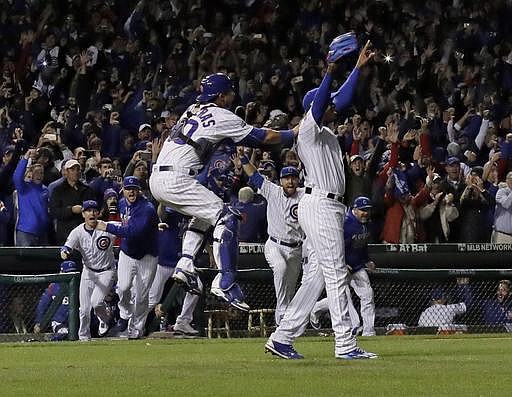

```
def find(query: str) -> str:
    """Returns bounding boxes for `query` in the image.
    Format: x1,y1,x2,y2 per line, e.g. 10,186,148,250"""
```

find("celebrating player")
97,176,159,339
309,196,377,336
265,34,378,359
61,200,116,341
241,156,304,326
149,72,297,311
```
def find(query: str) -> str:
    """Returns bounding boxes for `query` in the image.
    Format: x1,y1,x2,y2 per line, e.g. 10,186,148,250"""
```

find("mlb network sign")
457,243,512,252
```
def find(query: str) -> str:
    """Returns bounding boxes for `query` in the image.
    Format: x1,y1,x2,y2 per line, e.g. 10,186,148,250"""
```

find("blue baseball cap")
353,196,372,210
123,176,141,189
60,260,77,273
280,166,299,178
302,88,336,112
82,200,99,211
197,73,233,102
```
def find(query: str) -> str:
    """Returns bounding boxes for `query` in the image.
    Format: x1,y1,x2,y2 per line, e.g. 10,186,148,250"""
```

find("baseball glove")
326,32,358,63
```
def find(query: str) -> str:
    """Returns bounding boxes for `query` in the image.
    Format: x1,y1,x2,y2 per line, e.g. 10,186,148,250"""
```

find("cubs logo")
290,204,299,220
96,236,111,250
213,159,227,169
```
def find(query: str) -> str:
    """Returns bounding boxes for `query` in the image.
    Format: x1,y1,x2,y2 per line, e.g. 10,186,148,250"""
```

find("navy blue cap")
280,166,299,178
353,196,372,210
60,260,77,273
82,200,99,211
123,176,141,189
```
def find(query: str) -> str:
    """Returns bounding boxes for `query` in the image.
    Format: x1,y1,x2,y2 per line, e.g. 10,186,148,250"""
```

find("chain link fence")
0,273,79,342
192,268,512,337
1,245,511,341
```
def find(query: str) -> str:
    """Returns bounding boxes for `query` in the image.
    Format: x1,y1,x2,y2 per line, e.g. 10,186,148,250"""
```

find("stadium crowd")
0,0,512,247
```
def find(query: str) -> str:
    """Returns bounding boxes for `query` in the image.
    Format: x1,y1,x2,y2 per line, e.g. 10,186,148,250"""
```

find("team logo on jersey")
96,236,111,251
290,204,299,220
213,159,227,169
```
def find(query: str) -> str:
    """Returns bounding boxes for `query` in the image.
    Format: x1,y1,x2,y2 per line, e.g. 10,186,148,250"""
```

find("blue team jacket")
107,195,159,259
344,209,372,273
35,283,69,325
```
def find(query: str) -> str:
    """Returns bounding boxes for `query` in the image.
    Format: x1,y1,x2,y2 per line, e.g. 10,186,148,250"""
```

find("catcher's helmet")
60,260,77,273
197,73,233,102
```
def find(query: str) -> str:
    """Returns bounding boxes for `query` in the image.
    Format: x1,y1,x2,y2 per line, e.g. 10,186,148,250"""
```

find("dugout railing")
0,245,511,340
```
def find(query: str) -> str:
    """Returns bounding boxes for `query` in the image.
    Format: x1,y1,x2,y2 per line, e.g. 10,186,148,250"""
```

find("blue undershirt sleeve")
310,72,333,123
331,68,360,113
238,128,267,147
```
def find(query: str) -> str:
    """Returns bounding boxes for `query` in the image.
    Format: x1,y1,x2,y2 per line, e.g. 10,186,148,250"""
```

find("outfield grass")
1,334,510,397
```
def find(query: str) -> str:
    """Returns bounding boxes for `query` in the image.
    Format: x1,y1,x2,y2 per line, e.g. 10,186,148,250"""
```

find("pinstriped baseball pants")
270,193,356,356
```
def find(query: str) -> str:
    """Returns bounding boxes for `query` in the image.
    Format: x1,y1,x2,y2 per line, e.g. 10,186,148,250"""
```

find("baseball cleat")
309,312,321,330
98,321,110,337
336,347,378,360
173,322,199,336
265,339,304,359
211,283,250,312
172,269,203,295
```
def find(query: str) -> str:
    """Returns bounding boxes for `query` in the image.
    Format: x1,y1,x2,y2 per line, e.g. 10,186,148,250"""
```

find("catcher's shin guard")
212,206,241,289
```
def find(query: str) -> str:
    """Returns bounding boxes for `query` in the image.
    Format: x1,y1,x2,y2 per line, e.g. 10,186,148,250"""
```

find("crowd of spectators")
1,0,512,246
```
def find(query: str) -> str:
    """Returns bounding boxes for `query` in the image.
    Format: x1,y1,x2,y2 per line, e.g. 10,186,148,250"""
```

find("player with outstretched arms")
61,200,116,341
265,34,378,360
150,73,297,311
240,156,304,326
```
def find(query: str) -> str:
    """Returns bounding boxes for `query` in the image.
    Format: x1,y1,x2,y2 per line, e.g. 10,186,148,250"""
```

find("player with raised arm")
97,176,159,339
265,34,378,360
240,156,304,325
61,200,116,341
149,73,297,311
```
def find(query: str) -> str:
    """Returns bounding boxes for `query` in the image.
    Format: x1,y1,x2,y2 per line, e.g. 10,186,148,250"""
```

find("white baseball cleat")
173,322,199,336
336,347,378,360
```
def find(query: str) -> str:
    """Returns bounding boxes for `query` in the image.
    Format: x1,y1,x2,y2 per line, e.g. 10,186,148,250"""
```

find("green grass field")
1,334,510,397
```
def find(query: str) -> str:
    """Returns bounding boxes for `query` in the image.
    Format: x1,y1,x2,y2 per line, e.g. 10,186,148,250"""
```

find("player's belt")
304,187,343,203
153,165,198,176
86,266,113,273
270,236,302,248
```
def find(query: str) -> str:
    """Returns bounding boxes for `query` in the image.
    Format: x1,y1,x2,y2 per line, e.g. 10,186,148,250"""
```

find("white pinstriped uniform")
258,178,304,325
270,109,356,356
63,225,116,341
150,103,257,307
150,104,253,238
311,270,375,335
148,265,199,325
117,251,158,336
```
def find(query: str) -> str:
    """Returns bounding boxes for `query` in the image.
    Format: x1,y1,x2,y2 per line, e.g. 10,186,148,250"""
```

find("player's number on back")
174,119,199,145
